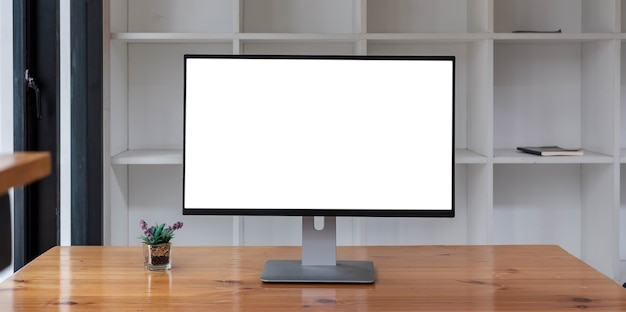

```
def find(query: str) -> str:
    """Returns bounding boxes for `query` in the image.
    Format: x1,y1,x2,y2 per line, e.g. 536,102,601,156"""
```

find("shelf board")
110,32,235,43
111,150,182,165
620,149,626,163
237,33,362,42
113,149,491,165
111,32,621,44
493,33,616,43
455,149,487,164
366,33,489,43
111,32,361,43
109,150,511,166
493,149,613,164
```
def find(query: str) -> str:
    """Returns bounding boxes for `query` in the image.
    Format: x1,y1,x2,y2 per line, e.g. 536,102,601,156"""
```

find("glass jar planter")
143,242,172,270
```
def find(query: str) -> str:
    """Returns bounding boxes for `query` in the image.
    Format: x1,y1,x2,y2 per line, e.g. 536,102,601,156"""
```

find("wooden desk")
0,152,51,270
1,245,625,311
0,152,51,195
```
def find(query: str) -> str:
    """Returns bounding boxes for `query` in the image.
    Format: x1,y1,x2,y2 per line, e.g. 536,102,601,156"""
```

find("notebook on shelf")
516,146,584,156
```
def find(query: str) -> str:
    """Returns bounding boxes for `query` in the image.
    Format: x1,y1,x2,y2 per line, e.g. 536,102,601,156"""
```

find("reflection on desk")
1,245,625,311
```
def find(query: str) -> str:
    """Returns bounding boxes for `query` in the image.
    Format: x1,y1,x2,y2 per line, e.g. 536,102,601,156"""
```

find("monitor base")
260,260,376,283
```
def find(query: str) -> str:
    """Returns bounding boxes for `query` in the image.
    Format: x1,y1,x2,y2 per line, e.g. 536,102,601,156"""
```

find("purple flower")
138,220,183,245
140,219,148,230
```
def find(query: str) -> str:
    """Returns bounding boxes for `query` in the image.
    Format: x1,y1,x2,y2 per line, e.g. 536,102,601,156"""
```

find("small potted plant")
139,219,183,270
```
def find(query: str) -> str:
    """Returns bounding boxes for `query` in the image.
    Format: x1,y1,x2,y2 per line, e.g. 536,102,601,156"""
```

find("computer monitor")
183,55,455,283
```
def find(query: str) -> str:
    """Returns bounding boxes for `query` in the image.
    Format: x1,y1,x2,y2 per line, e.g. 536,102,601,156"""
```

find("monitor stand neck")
260,216,376,283
302,216,336,265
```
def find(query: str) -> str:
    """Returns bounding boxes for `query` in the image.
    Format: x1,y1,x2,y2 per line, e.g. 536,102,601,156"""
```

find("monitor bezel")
182,54,455,218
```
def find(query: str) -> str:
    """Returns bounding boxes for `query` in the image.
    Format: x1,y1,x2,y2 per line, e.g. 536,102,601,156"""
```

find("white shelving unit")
104,0,626,283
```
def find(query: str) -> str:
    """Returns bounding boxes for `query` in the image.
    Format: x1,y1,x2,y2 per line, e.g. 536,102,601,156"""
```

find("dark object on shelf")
513,29,562,33
517,146,584,156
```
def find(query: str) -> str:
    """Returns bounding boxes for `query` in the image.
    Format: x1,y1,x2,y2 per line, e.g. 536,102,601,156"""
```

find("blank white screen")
184,57,453,211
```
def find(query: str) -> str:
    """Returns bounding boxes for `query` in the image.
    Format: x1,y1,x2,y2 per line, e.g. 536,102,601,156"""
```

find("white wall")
59,0,71,247
0,0,12,151
0,0,13,282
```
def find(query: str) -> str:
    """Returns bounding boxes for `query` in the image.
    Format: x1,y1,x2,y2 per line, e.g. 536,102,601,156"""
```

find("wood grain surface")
0,152,51,195
1,245,625,311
